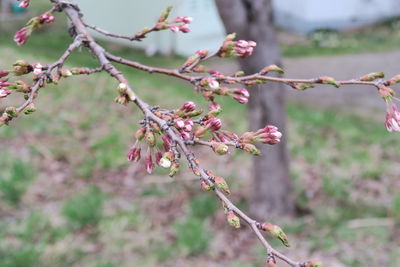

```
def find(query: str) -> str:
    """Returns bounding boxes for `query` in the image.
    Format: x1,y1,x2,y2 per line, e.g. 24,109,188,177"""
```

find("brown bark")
215,0,294,218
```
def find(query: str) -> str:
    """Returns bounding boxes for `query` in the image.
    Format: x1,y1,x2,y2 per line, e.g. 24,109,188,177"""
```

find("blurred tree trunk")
215,0,294,218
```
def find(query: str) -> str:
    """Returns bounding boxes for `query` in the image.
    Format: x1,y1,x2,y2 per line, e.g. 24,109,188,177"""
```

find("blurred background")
0,0,399,266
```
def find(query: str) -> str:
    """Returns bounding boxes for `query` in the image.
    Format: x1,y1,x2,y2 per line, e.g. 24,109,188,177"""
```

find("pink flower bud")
169,25,179,33
232,95,248,104
0,70,9,78
19,0,30,8
180,131,191,140
40,13,55,23
179,24,191,33
179,101,196,112
209,102,221,112
145,152,154,174
196,49,208,58
208,69,223,76
175,119,185,129
0,89,12,98
233,88,250,98
14,27,30,46
161,135,172,151
184,120,193,132
208,79,220,90
205,118,222,131
127,146,141,162
33,63,43,75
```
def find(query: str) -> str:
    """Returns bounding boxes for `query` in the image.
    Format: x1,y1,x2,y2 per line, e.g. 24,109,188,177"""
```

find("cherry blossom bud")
159,157,172,169
266,257,277,267
33,63,43,75
5,107,18,118
14,27,31,46
127,146,141,162
0,70,9,78
145,131,156,147
261,223,290,247
233,88,250,98
242,143,261,156
169,162,180,177
226,211,241,229
15,80,30,93
179,24,191,33
117,83,128,94
205,118,222,131
0,89,12,98
154,151,163,165
209,102,221,113
12,60,31,76
40,13,55,23
60,69,72,78
378,85,395,99
175,16,193,24
114,95,129,106
260,64,284,75
158,6,172,22
175,119,185,129
161,135,172,151
196,49,208,58
135,127,146,140
24,103,36,115
209,79,220,90
318,76,339,88
145,152,154,174
359,72,384,81
213,176,230,195
201,180,213,191
169,25,179,33
213,143,229,155
232,95,248,104
194,126,207,137
179,101,196,112
19,0,30,8
387,74,400,86
221,130,239,141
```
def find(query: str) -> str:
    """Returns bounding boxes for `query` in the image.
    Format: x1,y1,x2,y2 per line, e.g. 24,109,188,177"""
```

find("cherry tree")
1,1,400,266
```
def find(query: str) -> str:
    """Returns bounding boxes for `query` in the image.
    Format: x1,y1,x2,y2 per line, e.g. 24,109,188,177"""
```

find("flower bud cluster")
385,102,400,132
217,33,256,58
14,12,55,46
156,12,192,34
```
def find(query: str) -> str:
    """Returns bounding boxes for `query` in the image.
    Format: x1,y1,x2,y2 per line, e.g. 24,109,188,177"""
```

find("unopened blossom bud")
266,257,277,267
291,83,315,91
209,102,221,113
114,95,129,106
175,119,185,129
387,74,400,86
209,79,220,90
154,151,163,165
179,101,196,113
260,64,284,75
118,83,128,94
145,131,156,147
175,16,193,24
60,69,72,78
14,27,31,46
378,85,395,99
233,95,248,104
0,89,12,98
0,70,9,78
179,24,191,33
185,109,203,118
159,157,172,168
5,107,18,118
161,135,172,151
214,176,230,195
180,130,191,140
240,132,255,143
15,80,30,93
169,162,180,177
33,63,43,75
145,152,154,174
40,12,55,23
135,127,146,140
261,223,290,247
127,146,141,162
19,0,30,8
24,103,36,115
194,126,207,137
205,118,222,131
221,130,239,141
359,72,385,81
13,60,31,75
201,180,213,191
0,114,10,127
242,143,261,156
158,6,173,22
196,49,208,58
318,76,339,88
213,143,229,155
226,211,241,229
233,88,250,98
